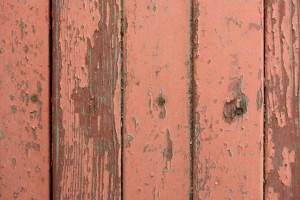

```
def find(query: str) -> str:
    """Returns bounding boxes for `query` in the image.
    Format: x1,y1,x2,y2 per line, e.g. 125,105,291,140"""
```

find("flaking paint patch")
55,0,121,199
163,129,173,163
265,0,300,198
266,128,275,174
277,147,295,187
267,187,279,200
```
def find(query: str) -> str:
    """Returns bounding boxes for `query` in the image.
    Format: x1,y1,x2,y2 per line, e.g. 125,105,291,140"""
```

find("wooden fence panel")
265,0,300,199
193,0,264,199
0,0,50,199
52,0,122,199
122,1,192,199
2,0,300,199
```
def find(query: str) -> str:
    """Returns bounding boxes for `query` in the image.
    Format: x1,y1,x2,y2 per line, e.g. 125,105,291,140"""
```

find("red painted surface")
52,0,121,199
122,0,192,199
0,0,50,199
265,0,300,199
193,0,264,199
1,1,300,199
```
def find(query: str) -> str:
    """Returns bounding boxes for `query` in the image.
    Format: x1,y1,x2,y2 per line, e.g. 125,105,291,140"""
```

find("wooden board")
264,0,300,199
52,0,122,199
0,0,50,199
193,0,264,199
122,0,192,199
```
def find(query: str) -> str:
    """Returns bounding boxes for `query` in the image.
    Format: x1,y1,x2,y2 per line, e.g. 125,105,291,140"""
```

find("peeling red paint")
2,0,300,199
265,0,300,199
53,0,121,199
277,147,295,187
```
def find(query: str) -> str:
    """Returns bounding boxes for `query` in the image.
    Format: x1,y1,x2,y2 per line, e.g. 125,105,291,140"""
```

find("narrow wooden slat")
193,0,264,199
52,0,121,199
265,0,300,199
122,1,192,199
0,0,50,199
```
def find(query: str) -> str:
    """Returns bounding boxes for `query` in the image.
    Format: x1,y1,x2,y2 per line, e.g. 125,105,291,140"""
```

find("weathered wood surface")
265,0,300,199
0,0,50,199
193,0,264,199
52,0,122,199
122,0,192,199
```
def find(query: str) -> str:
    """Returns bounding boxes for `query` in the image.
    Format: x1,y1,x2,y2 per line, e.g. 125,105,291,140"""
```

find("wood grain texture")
265,0,300,199
122,0,192,199
193,0,264,199
0,0,50,199
52,0,122,199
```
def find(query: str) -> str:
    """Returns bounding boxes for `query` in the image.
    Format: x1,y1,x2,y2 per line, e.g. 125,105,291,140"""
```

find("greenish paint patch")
257,88,262,110
23,45,29,53
31,94,39,103
11,105,17,113
37,81,42,93
12,158,17,167
0,130,5,140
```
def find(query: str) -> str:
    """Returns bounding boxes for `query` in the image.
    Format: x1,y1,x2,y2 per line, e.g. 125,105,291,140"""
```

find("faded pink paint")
0,0,50,199
193,0,264,199
123,0,191,199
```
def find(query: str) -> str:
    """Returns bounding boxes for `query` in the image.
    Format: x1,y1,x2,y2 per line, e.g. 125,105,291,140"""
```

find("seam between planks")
52,0,61,199
189,0,195,199
263,0,266,199
120,0,125,199
49,0,53,199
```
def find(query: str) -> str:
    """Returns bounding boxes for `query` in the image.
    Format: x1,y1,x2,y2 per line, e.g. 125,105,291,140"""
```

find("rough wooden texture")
193,0,264,199
265,0,300,199
122,0,192,199
0,0,50,199
52,0,121,199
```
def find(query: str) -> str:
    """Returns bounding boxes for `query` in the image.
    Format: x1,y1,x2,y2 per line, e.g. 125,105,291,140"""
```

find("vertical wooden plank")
0,0,50,199
122,1,191,199
265,0,300,199
193,0,264,199
52,0,121,199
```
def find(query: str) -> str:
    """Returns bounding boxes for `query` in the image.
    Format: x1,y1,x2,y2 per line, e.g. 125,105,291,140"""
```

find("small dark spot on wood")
156,96,166,106
11,105,17,113
23,45,29,53
126,135,134,148
235,108,244,115
12,158,17,167
31,94,38,103
224,94,247,122
159,110,166,119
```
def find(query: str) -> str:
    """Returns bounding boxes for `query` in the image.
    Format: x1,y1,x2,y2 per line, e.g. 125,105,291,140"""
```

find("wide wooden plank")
193,0,264,199
0,0,50,199
122,1,192,199
264,0,300,199
52,0,121,199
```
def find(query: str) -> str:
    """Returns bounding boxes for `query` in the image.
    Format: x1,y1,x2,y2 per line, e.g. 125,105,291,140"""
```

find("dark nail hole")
235,108,244,115
31,94,38,103
156,96,166,107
